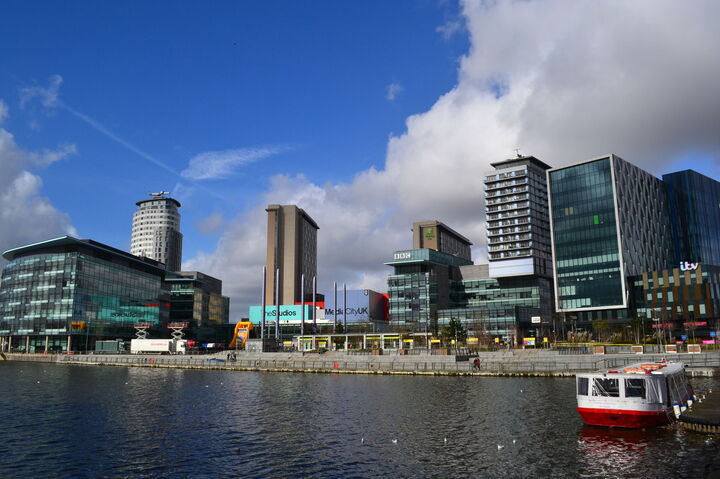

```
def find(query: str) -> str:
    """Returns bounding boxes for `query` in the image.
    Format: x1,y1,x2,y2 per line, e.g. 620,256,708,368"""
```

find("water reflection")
0,363,718,479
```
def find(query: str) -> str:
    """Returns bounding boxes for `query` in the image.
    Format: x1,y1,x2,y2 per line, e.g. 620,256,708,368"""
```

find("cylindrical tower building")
130,191,183,271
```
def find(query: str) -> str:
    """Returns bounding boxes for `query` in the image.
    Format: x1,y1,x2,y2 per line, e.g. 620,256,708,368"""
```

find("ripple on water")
0,363,719,478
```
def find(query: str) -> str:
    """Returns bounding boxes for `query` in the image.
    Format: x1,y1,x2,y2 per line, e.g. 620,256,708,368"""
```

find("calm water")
1,362,719,478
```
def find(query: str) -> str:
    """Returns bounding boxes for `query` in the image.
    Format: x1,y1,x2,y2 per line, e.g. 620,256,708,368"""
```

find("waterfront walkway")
4,349,720,377
680,390,720,433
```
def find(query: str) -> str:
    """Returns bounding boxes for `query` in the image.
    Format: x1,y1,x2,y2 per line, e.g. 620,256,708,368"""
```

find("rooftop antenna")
148,191,170,198
514,148,522,158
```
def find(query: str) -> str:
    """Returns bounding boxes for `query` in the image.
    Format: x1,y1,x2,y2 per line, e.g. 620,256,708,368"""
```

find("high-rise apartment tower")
265,204,319,305
130,191,183,271
484,154,553,278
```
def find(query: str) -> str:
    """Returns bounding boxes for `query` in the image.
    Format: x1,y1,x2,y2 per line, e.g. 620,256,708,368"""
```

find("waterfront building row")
0,236,229,353
384,153,720,343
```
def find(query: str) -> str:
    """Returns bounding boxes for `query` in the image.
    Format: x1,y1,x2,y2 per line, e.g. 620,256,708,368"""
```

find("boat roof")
579,361,685,377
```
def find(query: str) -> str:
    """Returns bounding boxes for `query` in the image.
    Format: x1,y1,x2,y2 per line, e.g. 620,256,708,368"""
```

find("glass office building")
548,155,672,322
439,274,553,339
386,248,472,332
166,271,230,342
0,237,169,353
664,170,720,267
632,264,720,339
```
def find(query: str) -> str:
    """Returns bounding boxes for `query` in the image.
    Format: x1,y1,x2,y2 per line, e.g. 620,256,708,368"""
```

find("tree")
592,318,609,342
627,317,645,344
440,318,468,344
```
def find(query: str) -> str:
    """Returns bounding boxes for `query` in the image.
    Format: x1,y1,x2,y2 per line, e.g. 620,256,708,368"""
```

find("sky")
1,0,719,321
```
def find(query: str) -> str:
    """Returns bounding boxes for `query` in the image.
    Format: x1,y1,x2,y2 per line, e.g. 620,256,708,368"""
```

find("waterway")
1,361,719,478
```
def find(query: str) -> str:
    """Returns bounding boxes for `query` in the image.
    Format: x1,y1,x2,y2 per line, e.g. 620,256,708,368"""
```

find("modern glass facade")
386,247,553,340
0,237,169,352
549,155,673,320
439,276,553,338
632,264,720,338
386,249,472,332
549,157,624,310
167,273,229,328
664,170,720,267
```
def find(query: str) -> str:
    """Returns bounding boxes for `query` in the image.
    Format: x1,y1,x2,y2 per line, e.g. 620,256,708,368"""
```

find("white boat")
576,360,693,428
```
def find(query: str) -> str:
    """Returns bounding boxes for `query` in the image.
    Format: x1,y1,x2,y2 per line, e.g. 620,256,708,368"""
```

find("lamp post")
275,268,280,341
333,281,338,333
343,283,347,334
312,275,317,329
261,266,266,341
300,273,305,338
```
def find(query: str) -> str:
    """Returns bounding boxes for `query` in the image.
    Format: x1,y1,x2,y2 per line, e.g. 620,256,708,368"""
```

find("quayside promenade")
3,349,719,377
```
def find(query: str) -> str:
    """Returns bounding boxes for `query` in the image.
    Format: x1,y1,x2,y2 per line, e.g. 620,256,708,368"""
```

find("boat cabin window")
625,378,646,399
577,377,589,396
592,378,620,397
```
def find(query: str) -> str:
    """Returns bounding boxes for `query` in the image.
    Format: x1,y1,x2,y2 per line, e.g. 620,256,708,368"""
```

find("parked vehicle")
130,339,187,355
95,340,126,353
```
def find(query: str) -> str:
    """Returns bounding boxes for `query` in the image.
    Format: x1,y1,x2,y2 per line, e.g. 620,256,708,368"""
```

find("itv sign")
680,261,700,272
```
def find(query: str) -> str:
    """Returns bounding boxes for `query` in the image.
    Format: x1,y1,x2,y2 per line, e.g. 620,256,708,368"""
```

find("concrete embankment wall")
4,350,719,377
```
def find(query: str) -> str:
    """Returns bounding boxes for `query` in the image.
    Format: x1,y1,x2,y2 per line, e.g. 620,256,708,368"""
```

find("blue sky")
1,0,719,319
0,0,467,258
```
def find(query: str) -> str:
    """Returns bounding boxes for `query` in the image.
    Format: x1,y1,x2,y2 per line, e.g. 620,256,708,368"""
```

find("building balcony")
485,194,530,206
485,185,529,198
484,170,527,183
486,225,531,236
488,241,532,252
489,250,533,260
484,178,528,191
487,217,531,229
488,234,532,244
486,209,531,221
486,201,531,213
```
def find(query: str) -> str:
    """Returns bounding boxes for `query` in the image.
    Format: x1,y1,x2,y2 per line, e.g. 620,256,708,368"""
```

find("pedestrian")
473,358,481,371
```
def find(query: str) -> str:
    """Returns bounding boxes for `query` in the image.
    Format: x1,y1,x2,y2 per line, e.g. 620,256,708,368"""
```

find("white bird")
392,439,398,444
512,439,517,445
36,381,40,384
498,444,504,450
361,437,364,444
444,437,447,444
520,389,523,393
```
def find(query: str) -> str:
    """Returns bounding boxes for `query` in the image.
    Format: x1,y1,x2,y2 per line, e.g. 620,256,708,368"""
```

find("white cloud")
0,100,8,124
386,82,403,101
0,111,77,260
181,147,287,180
186,0,720,320
30,144,78,167
20,74,63,109
196,212,224,235
436,19,463,40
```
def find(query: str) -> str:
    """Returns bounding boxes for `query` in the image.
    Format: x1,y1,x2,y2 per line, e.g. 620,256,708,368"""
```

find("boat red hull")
577,407,670,428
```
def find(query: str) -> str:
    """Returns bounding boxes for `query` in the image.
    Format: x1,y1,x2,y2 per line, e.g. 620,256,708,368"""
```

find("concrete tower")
130,191,183,271
265,204,319,305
